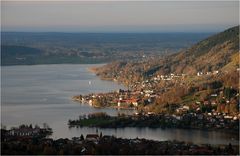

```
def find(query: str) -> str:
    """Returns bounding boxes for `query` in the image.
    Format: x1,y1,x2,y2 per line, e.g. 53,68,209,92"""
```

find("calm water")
1,64,238,145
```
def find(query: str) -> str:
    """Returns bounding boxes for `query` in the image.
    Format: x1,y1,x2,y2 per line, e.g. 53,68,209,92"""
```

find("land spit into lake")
68,112,239,134
71,84,239,133
1,125,238,155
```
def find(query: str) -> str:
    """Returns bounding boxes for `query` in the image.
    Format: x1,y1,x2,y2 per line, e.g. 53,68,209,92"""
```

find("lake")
1,64,238,145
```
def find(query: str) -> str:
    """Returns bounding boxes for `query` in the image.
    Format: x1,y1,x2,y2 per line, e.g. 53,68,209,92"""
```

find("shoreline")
87,66,120,82
2,133,239,155
87,66,99,73
72,64,240,142
72,97,136,111
68,114,239,135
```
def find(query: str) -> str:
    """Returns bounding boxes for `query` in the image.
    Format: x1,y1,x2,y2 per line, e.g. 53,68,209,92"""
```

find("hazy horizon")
1,31,218,33
2,1,239,33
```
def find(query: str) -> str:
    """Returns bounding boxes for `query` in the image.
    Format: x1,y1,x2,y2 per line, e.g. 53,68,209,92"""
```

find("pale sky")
1,1,239,32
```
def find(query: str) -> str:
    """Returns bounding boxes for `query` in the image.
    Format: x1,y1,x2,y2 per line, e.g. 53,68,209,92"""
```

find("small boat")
89,81,92,85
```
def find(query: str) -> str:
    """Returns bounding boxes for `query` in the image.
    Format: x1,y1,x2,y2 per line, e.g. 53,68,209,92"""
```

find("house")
224,115,233,119
117,101,121,107
144,90,153,94
9,127,40,137
147,112,154,115
86,134,99,143
197,72,203,76
118,98,139,107
172,114,182,120
211,101,217,105
213,70,219,74
196,101,201,105
125,99,139,107
183,105,190,110
211,94,218,97
233,116,238,120
204,101,210,105
176,108,182,113
145,93,151,97
89,100,93,106
167,77,172,80
117,97,123,107
132,100,138,107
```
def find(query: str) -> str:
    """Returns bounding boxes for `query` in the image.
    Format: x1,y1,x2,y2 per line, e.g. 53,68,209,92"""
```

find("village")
1,124,238,155
72,68,239,125
1,124,53,141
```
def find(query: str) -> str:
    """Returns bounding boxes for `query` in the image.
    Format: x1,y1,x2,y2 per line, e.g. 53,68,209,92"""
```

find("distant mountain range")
1,32,211,65
94,26,239,85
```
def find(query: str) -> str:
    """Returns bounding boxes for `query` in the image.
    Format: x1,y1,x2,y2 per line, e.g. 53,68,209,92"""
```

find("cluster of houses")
8,127,40,137
73,86,239,118
175,96,239,121
197,70,219,76
158,73,185,81
72,68,239,121
117,97,139,107
72,89,155,109
131,110,239,131
3,125,52,138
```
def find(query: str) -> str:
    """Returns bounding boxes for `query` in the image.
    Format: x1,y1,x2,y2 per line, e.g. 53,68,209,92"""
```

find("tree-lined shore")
1,125,238,155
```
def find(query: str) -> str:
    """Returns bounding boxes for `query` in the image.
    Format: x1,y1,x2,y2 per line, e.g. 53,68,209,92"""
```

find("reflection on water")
1,64,239,145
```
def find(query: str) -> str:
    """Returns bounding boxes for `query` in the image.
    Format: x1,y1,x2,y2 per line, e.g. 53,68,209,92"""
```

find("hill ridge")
94,25,239,83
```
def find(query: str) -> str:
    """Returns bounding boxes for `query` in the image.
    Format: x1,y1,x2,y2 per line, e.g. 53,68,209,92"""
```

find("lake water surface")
1,64,238,145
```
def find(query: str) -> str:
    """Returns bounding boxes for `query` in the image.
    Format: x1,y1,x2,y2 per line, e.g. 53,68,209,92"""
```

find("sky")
1,1,239,32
